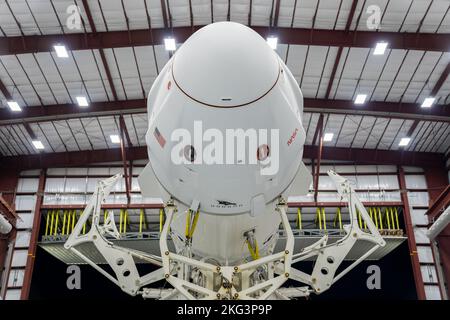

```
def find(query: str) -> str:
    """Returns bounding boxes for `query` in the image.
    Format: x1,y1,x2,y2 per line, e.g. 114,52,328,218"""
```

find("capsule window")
183,145,196,162
257,144,270,161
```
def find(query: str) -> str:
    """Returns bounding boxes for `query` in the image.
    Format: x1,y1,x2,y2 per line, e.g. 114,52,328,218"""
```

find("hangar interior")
0,0,449,300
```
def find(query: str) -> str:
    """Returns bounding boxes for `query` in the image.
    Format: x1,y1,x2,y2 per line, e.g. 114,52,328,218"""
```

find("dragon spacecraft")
65,22,385,300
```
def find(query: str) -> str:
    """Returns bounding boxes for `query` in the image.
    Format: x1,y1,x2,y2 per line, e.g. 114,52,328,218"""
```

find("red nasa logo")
287,128,299,146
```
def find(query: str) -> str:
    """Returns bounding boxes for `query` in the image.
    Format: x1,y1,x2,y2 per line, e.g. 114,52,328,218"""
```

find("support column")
20,169,46,300
424,165,450,299
398,166,426,300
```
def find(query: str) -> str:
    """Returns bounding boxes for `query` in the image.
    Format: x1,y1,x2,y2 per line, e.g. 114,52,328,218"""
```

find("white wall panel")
15,195,36,211
335,165,356,173
46,168,67,175
356,176,379,190
317,192,340,202
16,213,34,229
45,178,65,193
378,175,399,189
20,169,40,176
87,177,101,192
410,209,429,225
8,269,24,287
417,246,434,263
64,178,87,193
14,231,31,248
66,167,88,175
43,194,58,205
17,178,39,192
405,175,427,189
355,165,378,173
131,179,140,191
414,227,430,244
88,167,110,175
407,192,429,206
5,289,21,300
421,265,439,284
424,285,441,300
318,176,336,190
59,195,86,205
288,194,315,203
402,166,424,173
11,250,28,267
376,165,397,173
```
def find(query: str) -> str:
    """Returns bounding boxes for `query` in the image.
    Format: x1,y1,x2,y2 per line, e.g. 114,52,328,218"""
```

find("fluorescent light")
399,137,411,147
110,134,121,144
76,96,89,107
323,133,334,142
164,38,176,51
54,45,68,58
421,97,435,108
266,36,278,50
373,42,388,55
354,94,367,105
7,101,21,112
32,140,45,150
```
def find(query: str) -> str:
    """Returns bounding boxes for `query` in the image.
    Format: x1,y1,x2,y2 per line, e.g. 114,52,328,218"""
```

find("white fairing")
140,22,310,264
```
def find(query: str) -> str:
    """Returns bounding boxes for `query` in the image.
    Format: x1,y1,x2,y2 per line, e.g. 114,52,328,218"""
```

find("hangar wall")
0,162,447,300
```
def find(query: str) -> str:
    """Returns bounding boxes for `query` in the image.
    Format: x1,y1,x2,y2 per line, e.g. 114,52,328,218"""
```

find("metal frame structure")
63,170,385,300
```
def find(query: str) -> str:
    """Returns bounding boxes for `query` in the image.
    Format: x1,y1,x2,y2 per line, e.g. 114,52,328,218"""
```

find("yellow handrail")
297,208,302,230
394,207,400,229
159,209,164,233
378,207,383,229
140,209,144,233
321,207,326,231
54,210,59,236
386,208,391,230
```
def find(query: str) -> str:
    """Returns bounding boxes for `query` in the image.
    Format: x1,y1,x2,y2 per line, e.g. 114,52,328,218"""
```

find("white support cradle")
64,170,385,299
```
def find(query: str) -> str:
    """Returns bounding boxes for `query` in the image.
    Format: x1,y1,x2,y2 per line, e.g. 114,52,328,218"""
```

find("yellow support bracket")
357,209,362,229
119,209,123,234
394,207,400,230
54,210,59,236
321,208,326,231
49,210,55,236
297,208,302,230
247,239,259,260
373,208,379,229
62,210,67,235
140,209,144,233
82,210,86,234
185,209,200,239
378,207,383,230
386,208,391,230
337,207,342,230
124,210,129,233
71,210,76,233
159,209,164,233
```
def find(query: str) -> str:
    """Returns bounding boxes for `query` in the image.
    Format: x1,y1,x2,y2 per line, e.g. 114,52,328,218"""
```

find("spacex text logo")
170,121,280,175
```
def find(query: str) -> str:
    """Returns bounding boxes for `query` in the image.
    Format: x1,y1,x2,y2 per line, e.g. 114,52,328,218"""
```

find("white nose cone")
172,22,280,107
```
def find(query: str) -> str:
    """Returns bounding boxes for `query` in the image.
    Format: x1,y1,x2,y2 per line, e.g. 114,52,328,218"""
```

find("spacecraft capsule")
139,22,311,263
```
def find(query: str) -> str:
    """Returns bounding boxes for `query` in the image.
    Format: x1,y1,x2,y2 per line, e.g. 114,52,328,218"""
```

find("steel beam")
1,98,449,125
312,114,324,202
398,166,426,300
1,26,449,56
20,169,45,300
0,144,444,170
